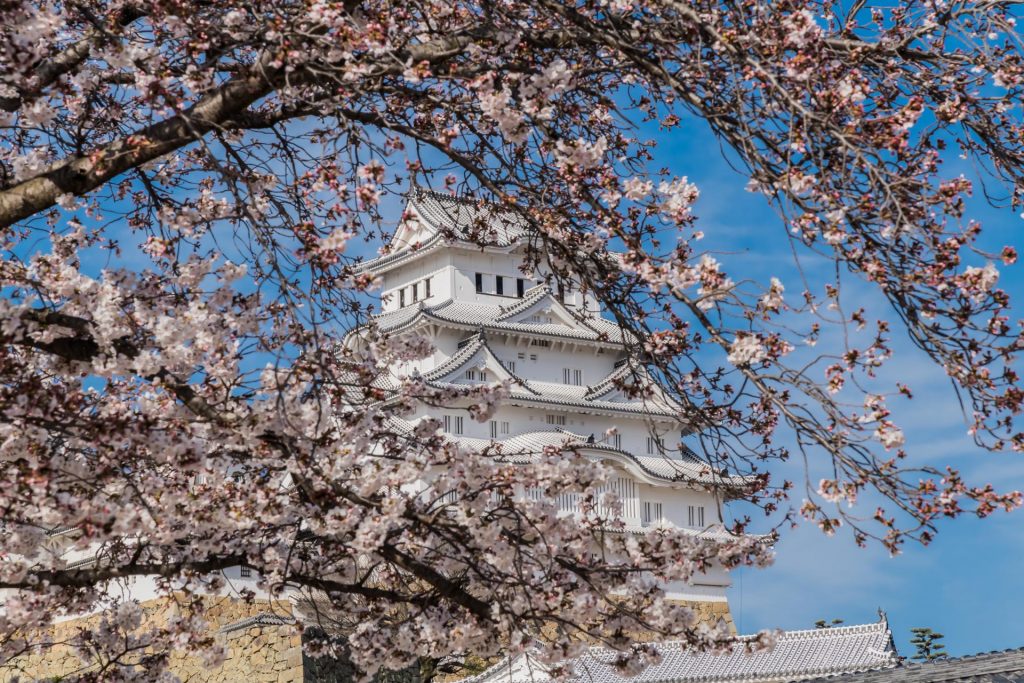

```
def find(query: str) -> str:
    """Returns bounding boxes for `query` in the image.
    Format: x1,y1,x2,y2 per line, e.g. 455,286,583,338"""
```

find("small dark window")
240,566,252,578
399,289,406,307
475,273,483,293
411,283,418,303
496,276,505,296
517,278,525,298
557,283,565,302
425,278,431,298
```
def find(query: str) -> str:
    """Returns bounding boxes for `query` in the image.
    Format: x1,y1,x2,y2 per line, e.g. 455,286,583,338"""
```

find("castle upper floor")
361,189,600,315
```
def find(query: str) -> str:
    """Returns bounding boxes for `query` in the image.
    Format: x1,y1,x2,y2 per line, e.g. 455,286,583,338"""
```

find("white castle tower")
357,189,742,618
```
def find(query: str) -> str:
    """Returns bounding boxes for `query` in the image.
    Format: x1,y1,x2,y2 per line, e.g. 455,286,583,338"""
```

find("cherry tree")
0,0,1022,680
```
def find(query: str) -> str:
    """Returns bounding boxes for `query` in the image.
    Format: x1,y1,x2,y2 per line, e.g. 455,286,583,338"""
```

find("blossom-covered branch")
0,0,1022,679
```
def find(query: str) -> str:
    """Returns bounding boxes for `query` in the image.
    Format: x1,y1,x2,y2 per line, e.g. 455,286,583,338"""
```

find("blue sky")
657,119,1024,656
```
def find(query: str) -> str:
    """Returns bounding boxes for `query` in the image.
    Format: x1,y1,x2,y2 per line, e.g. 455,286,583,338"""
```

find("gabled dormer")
586,362,682,414
424,333,537,394
498,287,590,328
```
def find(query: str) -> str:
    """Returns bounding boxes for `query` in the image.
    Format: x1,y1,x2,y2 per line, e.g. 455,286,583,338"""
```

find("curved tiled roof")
367,289,628,347
382,414,739,488
360,313,673,417
424,332,540,396
425,373,679,418
407,189,532,246
360,190,533,273
468,619,898,683
439,427,743,488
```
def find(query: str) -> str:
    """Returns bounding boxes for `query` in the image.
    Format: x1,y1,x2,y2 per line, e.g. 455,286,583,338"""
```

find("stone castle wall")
1,596,302,683
2,598,733,681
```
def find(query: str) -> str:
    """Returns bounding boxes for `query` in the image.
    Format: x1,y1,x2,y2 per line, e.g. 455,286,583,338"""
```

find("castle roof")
367,285,628,347
441,425,738,488
467,618,897,683
360,189,532,274
371,330,683,419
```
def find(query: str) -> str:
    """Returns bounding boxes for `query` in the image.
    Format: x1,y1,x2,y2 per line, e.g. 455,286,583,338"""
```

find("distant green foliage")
909,627,948,661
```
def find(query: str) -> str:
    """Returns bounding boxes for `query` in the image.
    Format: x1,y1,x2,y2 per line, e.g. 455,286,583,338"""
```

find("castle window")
642,502,663,527
454,416,464,434
530,339,550,348
399,289,406,307
501,421,510,435
688,505,706,527
517,352,526,360
490,421,498,439
529,354,537,361
443,415,451,432
475,272,483,293
506,360,516,373
465,370,478,381
424,277,431,298
496,276,505,296
546,414,566,426
562,368,583,385
646,436,663,454
613,433,622,449
517,278,525,298
240,566,252,578
411,282,418,303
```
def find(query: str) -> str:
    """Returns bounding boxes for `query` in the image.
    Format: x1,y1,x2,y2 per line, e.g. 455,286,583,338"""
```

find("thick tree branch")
0,31,478,228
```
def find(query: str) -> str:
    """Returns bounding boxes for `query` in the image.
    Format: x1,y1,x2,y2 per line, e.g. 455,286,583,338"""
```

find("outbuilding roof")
467,618,897,683
804,646,1024,683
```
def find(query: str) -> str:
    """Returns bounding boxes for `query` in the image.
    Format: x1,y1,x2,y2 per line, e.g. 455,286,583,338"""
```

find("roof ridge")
422,332,486,380
495,284,549,319
423,333,539,395
584,362,635,399
581,618,888,653
218,611,295,634
412,187,500,207
477,335,540,395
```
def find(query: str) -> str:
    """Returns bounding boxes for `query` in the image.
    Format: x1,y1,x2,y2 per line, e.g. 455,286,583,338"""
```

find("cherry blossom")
0,0,1021,679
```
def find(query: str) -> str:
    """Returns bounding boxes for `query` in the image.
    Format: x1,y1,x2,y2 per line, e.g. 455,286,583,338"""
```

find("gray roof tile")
368,291,627,346
360,190,532,273
468,620,897,683
804,648,1024,683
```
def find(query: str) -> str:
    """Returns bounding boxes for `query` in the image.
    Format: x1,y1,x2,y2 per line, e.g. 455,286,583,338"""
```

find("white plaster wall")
372,237,733,606
380,253,453,312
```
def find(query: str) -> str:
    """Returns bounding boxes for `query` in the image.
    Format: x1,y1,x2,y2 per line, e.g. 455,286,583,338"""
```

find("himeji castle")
351,189,901,683
2,189,911,683
355,188,742,616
